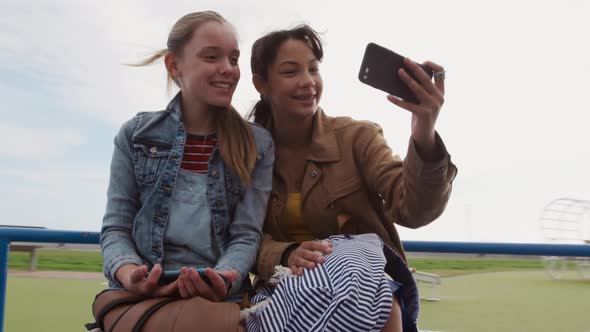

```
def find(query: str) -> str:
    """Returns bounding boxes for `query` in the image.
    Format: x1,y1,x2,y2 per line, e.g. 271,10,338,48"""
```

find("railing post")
0,240,9,332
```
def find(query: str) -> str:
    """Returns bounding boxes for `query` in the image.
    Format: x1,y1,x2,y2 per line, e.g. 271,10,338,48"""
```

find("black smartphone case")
358,43,433,104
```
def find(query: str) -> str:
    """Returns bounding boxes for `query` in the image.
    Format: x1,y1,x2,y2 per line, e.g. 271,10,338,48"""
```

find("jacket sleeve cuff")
405,131,456,183
280,243,301,267
257,239,297,281
106,256,143,286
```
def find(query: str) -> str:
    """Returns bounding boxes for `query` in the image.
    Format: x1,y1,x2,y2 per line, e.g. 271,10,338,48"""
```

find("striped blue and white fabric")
246,233,419,332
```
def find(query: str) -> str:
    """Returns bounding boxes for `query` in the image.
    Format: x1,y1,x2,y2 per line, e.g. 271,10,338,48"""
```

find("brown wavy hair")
248,25,324,132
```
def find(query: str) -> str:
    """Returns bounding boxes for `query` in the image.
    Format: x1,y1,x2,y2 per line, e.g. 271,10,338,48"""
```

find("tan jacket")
256,109,457,280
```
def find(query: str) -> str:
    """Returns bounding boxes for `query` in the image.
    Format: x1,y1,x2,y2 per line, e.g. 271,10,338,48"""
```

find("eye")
202,54,218,61
310,67,320,73
230,56,239,65
279,69,297,75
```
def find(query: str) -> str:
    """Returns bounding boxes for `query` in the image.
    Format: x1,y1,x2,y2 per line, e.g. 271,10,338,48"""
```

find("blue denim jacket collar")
165,92,183,120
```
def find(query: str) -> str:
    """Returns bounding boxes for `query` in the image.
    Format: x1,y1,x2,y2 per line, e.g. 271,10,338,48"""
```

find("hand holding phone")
358,43,433,104
147,267,228,287
117,263,179,298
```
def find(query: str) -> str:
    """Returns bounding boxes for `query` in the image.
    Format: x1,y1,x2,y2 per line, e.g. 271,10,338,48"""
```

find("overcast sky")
1,0,589,244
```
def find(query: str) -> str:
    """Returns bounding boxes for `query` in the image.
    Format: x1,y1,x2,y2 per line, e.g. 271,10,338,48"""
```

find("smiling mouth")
211,82,232,89
293,93,316,101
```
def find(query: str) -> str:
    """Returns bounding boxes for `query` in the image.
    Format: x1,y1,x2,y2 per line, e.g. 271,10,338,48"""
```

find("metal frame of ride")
540,198,590,280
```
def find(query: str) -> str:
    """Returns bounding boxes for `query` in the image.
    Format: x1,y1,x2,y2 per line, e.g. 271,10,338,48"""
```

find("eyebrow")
278,59,319,66
199,46,240,54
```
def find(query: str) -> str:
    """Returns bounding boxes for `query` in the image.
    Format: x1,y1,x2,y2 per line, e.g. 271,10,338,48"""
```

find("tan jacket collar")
306,108,340,162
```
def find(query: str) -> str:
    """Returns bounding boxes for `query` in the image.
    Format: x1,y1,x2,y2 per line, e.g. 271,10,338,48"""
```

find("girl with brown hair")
246,25,456,331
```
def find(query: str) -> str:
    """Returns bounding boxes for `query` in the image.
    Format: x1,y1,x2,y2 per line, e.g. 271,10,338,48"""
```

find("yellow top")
281,193,314,242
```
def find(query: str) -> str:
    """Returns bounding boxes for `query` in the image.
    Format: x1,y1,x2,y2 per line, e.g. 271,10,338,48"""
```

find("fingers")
403,58,438,96
218,270,239,283
424,60,445,95
204,268,230,297
178,268,228,301
398,58,444,105
389,58,445,138
299,240,333,255
179,267,200,298
130,265,148,283
191,268,221,301
398,67,428,103
126,264,165,296
156,279,178,297
218,270,238,291
290,265,304,276
290,253,318,270
140,264,166,295
288,240,333,274
178,275,190,298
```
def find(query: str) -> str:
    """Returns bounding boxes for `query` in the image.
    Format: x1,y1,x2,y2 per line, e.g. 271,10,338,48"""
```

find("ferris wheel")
539,198,590,280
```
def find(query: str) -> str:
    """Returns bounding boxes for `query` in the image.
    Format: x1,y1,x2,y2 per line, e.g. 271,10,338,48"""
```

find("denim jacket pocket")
225,168,245,196
133,139,172,184
224,168,245,217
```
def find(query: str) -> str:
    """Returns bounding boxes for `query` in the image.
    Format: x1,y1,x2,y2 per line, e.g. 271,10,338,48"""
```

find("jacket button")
311,170,318,177
211,169,219,177
150,146,158,153
215,200,224,208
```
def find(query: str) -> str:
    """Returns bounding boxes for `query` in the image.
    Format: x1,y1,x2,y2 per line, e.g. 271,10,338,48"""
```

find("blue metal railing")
1,227,590,332
0,228,99,332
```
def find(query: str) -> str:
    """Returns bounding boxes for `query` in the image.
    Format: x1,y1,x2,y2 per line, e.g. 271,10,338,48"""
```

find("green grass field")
6,277,105,331
8,250,103,272
418,271,590,332
5,251,590,331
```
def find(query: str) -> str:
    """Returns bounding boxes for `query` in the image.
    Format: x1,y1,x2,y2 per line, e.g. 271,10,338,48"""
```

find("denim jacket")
101,94,274,295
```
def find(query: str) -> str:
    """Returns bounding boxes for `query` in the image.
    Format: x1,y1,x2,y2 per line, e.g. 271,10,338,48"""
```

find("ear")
164,53,181,79
252,74,268,95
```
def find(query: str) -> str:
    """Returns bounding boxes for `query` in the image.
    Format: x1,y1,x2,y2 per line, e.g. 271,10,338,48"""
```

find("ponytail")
126,49,177,94
248,96,274,132
218,106,258,185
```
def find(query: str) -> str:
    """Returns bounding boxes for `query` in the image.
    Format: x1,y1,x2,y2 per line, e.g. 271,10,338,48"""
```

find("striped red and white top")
181,134,217,174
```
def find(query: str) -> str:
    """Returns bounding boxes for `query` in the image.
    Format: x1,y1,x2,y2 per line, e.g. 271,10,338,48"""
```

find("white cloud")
0,123,85,159
0,166,106,185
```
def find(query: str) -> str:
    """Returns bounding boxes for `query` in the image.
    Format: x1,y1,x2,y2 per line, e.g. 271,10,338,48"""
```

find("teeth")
294,94,314,100
212,82,231,88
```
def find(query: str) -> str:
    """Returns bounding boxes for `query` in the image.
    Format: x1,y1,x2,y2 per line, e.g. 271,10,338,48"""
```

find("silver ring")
433,70,446,81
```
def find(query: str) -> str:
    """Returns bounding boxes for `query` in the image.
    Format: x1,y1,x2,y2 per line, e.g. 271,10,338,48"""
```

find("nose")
219,58,233,76
298,71,316,88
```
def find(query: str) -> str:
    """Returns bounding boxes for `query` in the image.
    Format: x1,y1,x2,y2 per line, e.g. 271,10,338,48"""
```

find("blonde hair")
133,11,257,184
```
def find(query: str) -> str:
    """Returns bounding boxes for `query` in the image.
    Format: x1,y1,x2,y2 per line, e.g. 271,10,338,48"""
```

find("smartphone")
147,268,227,287
358,43,433,104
